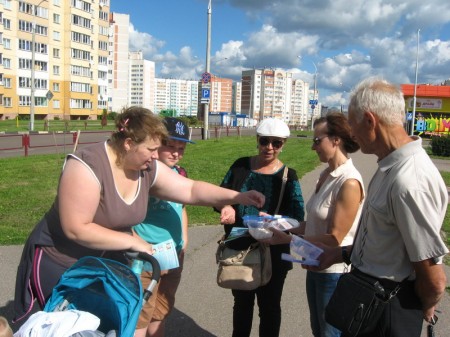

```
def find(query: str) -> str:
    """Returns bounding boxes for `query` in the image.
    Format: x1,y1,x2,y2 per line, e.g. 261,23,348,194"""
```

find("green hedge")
431,136,450,157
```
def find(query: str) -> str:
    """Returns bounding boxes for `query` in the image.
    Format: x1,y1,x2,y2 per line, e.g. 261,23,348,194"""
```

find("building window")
53,65,60,75
3,18,11,30
3,38,11,49
53,48,60,58
53,99,60,108
3,58,10,68
3,97,12,107
3,77,11,88
53,13,60,24
53,83,60,91
53,31,60,41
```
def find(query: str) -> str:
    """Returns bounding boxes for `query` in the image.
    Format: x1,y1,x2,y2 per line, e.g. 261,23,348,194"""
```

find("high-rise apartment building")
0,0,111,121
241,68,293,123
209,74,232,113
108,11,128,113
291,79,309,127
128,51,155,111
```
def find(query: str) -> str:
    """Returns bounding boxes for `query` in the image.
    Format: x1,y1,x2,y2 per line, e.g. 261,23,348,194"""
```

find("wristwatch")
341,246,351,265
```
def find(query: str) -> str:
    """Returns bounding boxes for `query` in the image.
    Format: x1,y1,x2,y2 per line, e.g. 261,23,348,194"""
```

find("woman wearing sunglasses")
217,118,305,337
265,112,365,337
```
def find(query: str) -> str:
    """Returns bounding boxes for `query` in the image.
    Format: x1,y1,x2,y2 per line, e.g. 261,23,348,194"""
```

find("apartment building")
154,78,198,116
241,68,294,124
291,79,309,127
209,74,232,113
128,50,155,111
0,0,110,121
108,11,128,113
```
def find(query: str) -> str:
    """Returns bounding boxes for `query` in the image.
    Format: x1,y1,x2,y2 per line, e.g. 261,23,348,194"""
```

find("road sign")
200,98,210,104
311,104,316,110
407,112,413,121
202,88,210,99
201,72,211,84
309,99,318,105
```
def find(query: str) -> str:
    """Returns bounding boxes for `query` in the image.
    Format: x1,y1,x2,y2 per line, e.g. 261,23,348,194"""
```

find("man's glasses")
312,135,329,145
258,137,284,149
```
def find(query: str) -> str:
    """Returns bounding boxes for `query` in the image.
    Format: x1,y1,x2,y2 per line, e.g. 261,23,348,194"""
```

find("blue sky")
110,0,450,107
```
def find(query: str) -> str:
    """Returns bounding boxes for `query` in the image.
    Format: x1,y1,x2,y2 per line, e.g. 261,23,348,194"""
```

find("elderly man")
316,77,448,337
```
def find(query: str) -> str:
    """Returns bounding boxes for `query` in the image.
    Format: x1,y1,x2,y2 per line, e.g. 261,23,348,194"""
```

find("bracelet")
342,246,351,265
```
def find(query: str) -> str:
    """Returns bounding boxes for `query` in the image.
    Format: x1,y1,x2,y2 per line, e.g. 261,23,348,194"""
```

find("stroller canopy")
44,256,143,337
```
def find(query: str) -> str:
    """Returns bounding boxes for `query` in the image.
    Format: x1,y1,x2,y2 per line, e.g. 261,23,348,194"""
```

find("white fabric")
352,137,449,282
13,310,100,337
305,158,364,273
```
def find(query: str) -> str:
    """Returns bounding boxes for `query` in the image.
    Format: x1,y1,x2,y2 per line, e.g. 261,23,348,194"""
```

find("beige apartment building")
0,0,110,121
241,68,294,124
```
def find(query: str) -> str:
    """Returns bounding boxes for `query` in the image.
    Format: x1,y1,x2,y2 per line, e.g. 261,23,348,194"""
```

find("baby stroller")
15,252,160,337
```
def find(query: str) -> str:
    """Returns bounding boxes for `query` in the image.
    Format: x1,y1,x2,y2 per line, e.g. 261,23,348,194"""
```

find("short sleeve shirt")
351,137,449,282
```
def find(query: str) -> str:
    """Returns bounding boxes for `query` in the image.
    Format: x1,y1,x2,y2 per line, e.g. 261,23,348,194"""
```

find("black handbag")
325,269,401,337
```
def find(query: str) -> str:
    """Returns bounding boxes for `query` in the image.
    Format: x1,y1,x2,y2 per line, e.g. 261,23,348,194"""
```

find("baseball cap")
256,118,290,138
163,117,195,143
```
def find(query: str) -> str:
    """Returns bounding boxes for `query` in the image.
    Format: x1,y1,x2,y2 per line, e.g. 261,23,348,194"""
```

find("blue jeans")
306,271,342,337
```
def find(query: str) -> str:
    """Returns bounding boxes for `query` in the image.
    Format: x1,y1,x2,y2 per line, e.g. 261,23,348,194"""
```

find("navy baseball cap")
163,117,195,144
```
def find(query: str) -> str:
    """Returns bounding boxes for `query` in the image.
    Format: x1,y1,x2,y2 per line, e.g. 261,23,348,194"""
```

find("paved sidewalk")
1,151,449,336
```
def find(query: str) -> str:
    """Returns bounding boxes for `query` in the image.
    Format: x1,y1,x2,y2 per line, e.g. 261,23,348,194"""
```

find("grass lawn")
0,134,320,245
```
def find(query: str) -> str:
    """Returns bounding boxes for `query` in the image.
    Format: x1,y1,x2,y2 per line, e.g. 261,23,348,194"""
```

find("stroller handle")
124,251,161,302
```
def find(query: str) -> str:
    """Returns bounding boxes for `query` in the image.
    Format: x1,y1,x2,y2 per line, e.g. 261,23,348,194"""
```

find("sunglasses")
312,135,329,145
258,137,284,149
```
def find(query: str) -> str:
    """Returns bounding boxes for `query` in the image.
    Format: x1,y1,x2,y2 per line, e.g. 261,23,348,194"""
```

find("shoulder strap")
274,166,288,215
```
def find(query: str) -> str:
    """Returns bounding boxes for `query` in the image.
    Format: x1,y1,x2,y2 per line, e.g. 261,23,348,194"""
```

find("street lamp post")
29,0,48,131
310,62,317,130
203,0,212,140
410,29,420,136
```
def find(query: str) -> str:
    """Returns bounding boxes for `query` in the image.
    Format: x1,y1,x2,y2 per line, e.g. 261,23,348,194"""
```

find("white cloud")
125,0,450,106
128,23,165,57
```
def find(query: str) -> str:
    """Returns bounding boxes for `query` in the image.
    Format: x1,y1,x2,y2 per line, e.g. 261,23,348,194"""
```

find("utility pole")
310,62,317,131
410,29,420,136
203,0,212,140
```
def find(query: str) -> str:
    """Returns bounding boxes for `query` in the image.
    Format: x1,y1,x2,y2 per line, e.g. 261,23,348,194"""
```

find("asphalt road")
0,127,259,158
1,151,449,336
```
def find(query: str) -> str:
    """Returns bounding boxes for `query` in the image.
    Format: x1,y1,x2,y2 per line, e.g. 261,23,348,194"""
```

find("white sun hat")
256,118,290,138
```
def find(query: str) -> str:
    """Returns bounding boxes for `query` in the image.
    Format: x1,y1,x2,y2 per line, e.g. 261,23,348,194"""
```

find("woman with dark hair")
266,113,364,337
13,107,265,323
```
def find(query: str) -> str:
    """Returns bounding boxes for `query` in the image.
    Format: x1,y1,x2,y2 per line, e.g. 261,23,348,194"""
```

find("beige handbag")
215,167,288,290
216,241,272,290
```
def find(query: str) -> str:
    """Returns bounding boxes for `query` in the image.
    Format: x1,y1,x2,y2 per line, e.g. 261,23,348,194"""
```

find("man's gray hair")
348,77,406,126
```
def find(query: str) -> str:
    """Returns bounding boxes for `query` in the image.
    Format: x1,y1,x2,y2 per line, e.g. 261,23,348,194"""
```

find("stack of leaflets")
282,235,323,266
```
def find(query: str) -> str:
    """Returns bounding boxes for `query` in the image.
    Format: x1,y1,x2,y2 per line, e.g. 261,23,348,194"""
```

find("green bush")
431,136,450,157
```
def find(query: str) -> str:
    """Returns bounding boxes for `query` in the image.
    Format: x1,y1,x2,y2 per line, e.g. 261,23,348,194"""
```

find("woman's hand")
220,205,236,224
130,235,155,256
237,190,265,208
259,227,292,245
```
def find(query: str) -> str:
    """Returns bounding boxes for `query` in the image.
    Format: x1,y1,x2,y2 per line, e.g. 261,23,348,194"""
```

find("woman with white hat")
217,118,305,337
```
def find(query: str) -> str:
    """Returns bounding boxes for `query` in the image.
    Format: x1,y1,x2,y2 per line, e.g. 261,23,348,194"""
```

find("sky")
110,0,450,108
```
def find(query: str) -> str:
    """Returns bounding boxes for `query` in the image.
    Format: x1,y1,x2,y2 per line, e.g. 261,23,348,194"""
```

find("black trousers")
231,269,288,337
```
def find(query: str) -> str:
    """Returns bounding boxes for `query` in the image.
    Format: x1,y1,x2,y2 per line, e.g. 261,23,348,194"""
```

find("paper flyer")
143,239,180,271
282,235,323,266
224,227,250,242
